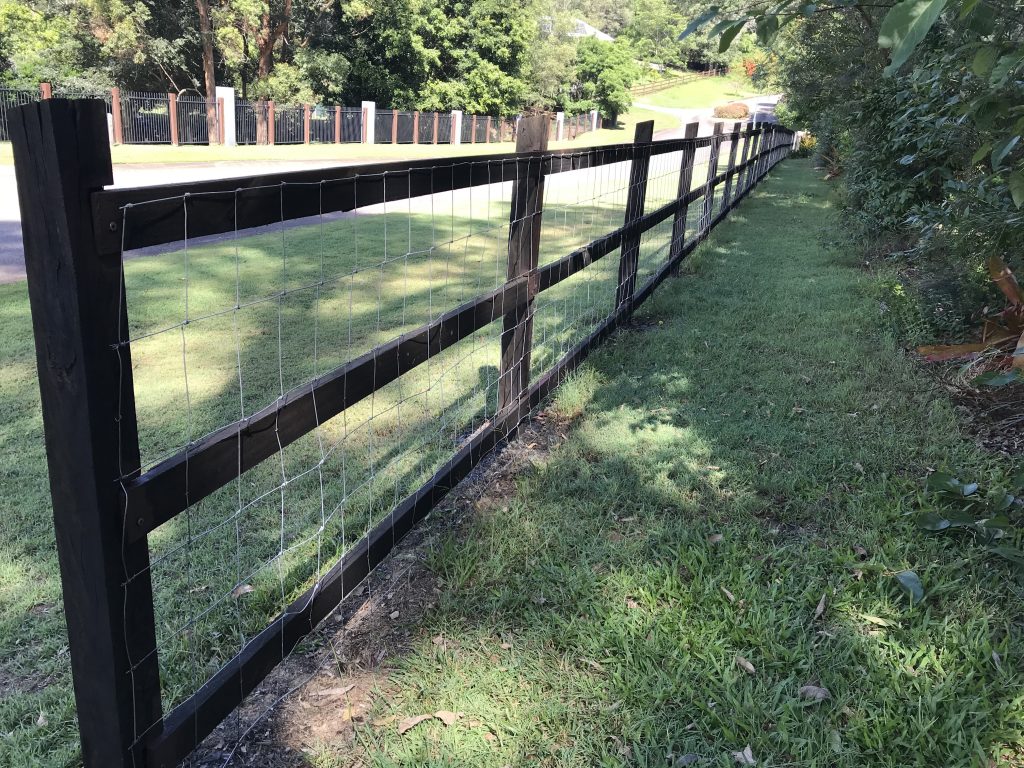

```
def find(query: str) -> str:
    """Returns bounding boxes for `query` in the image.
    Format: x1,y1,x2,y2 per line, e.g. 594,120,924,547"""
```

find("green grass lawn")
639,77,760,110
300,161,1022,768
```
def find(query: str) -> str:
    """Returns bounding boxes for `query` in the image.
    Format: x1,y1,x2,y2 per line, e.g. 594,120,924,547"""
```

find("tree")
573,37,638,119
196,0,221,142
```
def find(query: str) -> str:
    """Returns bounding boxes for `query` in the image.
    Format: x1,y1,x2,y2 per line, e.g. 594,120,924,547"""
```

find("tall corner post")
497,114,548,427
699,122,724,239
668,121,700,270
615,119,655,313
8,99,162,767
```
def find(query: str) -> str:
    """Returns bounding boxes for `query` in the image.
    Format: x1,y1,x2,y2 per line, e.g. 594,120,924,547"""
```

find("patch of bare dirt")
948,379,1024,457
184,410,571,767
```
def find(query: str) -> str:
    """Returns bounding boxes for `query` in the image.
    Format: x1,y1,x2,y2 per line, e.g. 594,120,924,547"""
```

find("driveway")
639,94,782,140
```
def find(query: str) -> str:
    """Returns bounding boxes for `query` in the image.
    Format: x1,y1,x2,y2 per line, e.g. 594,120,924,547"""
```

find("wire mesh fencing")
10,98,794,768
0,88,37,141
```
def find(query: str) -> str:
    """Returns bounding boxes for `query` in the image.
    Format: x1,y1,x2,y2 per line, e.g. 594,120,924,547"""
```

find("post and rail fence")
1,83,598,147
630,67,728,98
10,97,794,768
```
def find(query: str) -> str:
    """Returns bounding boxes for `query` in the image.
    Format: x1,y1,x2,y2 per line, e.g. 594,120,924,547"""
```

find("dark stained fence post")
168,92,179,146
669,121,700,269
497,114,548,419
8,98,162,767
615,119,654,313
110,87,124,145
720,121,742,210
699,122,724,238
743,127,761,194
734,123,752,199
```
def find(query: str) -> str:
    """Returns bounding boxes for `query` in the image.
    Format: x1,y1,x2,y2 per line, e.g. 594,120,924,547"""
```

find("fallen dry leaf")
230,584,255,599
36,712,47,727
432,634,445,646
434,710,462,726
732,745,756,765
735,655,756,675
389,610,400,620
707,533,724,545
398,714,433,734
315,684,355,698
814,593,827,621
721,586,736,603
798,684,832,702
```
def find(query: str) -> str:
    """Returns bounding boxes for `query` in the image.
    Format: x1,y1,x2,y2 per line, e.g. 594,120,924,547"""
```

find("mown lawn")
303,160,1024,768
638,77,760,110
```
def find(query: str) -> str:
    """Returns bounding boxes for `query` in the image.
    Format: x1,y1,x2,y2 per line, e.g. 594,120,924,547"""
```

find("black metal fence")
0,88,37,141
10,98,794,768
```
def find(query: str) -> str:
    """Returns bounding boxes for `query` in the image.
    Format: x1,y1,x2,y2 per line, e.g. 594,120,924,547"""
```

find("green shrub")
712,101,750,119
791,132,817,158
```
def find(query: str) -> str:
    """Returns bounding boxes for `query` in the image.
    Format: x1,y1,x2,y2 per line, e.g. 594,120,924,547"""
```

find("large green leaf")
894,570,925,605
878,0,949,76
1010,170,1024,209
719,21,746,52
679,7,720,40
972,46,999,77
991,135,1020,169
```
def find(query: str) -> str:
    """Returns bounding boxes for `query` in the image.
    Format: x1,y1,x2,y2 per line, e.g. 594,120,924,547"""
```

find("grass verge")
638,77,760,110
297,160,1024,768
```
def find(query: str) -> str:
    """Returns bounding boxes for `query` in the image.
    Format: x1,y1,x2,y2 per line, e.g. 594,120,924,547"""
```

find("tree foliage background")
0,0,743,115
688,0,1022,330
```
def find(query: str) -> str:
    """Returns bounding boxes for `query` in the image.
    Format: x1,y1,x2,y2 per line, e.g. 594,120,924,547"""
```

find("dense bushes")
712,101,750,119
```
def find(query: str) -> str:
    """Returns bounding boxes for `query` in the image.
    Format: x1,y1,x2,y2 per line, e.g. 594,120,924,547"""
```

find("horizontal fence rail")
630,68,727,97
10,97,794,768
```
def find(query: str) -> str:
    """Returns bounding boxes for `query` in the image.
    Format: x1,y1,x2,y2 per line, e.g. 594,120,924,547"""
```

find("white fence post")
590,109,599,131
361,100,376,144
215,86,236,146
451,110,462,144
555,111,565,141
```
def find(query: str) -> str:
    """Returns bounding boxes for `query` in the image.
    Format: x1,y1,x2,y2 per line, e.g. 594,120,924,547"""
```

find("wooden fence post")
720,121,742,211
734,123,753,200
669,121,700,269
391,110,398,144
471,114,477,143
485,116,492,143
167,93,178,146
432,112,439,144
8,98,162,767
699,122,724,237
268,100,275,145
743,127,761,194
110,87,124,145
497,114,548,421
412,110,420,144
303,104,311,144
361,107,368,143
615,119,654,313
39,82,52,99
334,106,341,144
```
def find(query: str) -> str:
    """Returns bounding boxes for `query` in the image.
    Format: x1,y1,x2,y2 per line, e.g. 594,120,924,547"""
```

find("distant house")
539,17,615,42
567,19,615,42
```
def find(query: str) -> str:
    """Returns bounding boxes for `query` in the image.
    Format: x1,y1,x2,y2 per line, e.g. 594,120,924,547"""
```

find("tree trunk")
252,0,292,146
196,0,221,144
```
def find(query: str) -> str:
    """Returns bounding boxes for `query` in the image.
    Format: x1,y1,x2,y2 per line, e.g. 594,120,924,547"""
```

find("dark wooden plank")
124,276,530,542
9,98,163,767
94,134,711,257
615,119,654,312
497,115,548,414
669,122,700,267
720,122,743,211
699,122,725,239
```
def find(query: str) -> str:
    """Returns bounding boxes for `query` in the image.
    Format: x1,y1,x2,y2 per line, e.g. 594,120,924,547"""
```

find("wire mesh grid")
111,148,656,759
